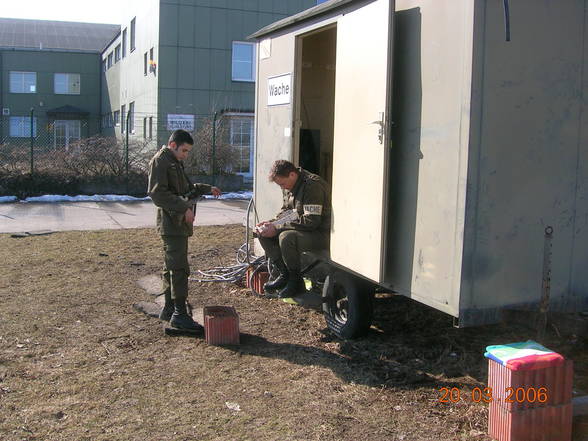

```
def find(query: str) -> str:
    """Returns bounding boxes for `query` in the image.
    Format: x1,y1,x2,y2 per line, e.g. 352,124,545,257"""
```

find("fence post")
125,110,130,194
211,111,217,186
29,107,34,177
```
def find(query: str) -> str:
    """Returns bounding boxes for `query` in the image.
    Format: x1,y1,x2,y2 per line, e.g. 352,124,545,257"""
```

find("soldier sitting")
255,160,331,298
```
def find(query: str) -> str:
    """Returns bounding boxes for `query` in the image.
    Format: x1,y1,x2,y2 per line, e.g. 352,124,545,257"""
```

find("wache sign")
267,73,291,106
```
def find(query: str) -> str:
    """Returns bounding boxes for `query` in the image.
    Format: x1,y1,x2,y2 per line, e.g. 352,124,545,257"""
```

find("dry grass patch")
0,226,586,441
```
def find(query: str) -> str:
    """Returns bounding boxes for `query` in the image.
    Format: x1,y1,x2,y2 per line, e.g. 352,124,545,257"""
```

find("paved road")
0,199,248,233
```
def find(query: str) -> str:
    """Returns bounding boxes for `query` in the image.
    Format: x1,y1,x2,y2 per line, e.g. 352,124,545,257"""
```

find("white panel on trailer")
330,0,393,283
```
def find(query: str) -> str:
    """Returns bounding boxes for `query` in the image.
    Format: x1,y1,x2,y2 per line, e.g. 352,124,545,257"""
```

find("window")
143,117,147,139
102,60,107,72
54,120,81,150
9,116,37,137
9,72,36,93
113,110,120,126
149,116,153,139
115,44,121,62
232,42,255,82
122,28,127,57
54,73,80,95
121,105,126,132
229,116,254,174
144,52,148,75
129,102,135,133
107,52,113,68
130,18,136,52
316,0,328,4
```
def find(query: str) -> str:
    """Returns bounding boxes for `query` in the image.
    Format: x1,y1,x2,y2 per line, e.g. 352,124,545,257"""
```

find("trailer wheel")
322,270,373,339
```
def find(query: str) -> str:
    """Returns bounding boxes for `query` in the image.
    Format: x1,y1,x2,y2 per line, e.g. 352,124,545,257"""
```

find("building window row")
229,116,254,174
103,20,135,72
54,73,80,95
9,71,36,93
142,116,153,140
9,116,37,137
130,18,136,52
101,110,122,129
117,103,135,133
232,42,255,82
144,47,155,75
9,71,80,95
9,116,81,148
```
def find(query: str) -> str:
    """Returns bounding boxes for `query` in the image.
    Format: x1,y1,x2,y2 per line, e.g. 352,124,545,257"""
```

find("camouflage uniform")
147,146,212,303
259,168,331,272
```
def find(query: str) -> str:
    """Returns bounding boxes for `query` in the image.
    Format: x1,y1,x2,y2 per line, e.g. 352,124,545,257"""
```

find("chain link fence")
0,112,253,198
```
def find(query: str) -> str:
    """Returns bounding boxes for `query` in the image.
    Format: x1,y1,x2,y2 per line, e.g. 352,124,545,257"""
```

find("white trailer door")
330,0,393,283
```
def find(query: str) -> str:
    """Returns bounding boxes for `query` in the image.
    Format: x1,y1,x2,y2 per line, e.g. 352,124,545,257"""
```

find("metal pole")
30,107,34,177
125,109,130,194
211,111,217,186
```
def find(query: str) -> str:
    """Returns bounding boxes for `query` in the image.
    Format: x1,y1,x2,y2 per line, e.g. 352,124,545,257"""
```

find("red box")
487,358,574,441
203,306,240,345
245,267,269,294
488,401,572,441
488,359,573,411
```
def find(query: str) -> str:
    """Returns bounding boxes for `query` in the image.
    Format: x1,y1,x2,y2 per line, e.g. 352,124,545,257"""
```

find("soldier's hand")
211,187,222,198
184,208,195,224
260,223,277,238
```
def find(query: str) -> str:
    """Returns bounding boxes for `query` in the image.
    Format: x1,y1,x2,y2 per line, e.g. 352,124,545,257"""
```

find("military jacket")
275,168,331,235
147,146,212,236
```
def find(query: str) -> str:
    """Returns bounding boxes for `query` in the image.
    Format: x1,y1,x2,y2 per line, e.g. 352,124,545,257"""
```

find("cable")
189,196,270,297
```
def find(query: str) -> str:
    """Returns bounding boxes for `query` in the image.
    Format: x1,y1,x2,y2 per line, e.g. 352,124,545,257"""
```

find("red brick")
489,401,572,441
204,306,240,345
245,267,269,294
488,359,574,411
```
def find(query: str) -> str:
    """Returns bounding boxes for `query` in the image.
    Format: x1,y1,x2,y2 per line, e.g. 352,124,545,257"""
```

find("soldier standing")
148,129,221,331
256,159,331,298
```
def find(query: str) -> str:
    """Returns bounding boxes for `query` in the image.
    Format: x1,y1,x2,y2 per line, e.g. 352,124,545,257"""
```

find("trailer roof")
248,0,359,40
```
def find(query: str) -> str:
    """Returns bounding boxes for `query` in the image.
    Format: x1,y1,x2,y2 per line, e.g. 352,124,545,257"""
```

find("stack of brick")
245,266,269,294
203,306,240,345
486,341,574,441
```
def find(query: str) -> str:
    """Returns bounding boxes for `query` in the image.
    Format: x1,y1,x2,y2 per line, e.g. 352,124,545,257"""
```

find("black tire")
322,269,374,339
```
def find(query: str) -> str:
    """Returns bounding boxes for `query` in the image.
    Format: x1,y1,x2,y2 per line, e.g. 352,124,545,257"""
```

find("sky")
1,0,123,25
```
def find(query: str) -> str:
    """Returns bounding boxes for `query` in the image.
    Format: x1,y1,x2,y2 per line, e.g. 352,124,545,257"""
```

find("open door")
330,0,394,283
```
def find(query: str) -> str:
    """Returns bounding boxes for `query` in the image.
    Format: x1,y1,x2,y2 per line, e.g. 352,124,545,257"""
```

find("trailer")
248,0,588,338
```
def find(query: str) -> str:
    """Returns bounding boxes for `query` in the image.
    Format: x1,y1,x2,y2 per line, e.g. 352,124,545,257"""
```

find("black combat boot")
263,259,289,292
169,298,204,332
158,290,174,321
277,272,306,298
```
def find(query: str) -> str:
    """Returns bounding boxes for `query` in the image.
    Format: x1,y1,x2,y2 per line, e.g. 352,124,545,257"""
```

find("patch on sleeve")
303,204,323,216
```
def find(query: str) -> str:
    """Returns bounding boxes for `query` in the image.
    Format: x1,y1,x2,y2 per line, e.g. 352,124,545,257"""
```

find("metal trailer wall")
459,0,588,325
252,0,588,325
385,0,474,318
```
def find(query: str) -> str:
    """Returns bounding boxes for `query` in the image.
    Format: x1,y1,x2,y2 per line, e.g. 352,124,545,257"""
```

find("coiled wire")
189,197,270,297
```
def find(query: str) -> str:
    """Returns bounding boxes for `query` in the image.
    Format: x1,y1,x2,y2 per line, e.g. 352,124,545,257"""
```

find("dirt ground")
0,225,586,441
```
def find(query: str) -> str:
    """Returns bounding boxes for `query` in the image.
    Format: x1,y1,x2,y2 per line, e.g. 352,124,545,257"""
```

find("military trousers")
258,230,328,272
161,235,190,301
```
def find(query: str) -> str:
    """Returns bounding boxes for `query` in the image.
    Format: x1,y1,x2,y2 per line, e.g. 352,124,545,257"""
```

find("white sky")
1,0,123,25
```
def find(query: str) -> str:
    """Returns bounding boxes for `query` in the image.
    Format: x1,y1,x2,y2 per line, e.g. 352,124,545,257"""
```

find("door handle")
370,112,384,144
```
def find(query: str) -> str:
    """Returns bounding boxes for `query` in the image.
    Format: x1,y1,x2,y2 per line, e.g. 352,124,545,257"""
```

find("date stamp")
438,387,549,404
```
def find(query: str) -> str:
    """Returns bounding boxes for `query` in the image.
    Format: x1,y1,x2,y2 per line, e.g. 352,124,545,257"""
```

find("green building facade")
0,18,119,149
101,0,318,180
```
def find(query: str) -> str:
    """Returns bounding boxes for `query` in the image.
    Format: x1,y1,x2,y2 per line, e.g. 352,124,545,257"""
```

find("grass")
0,225,586,441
